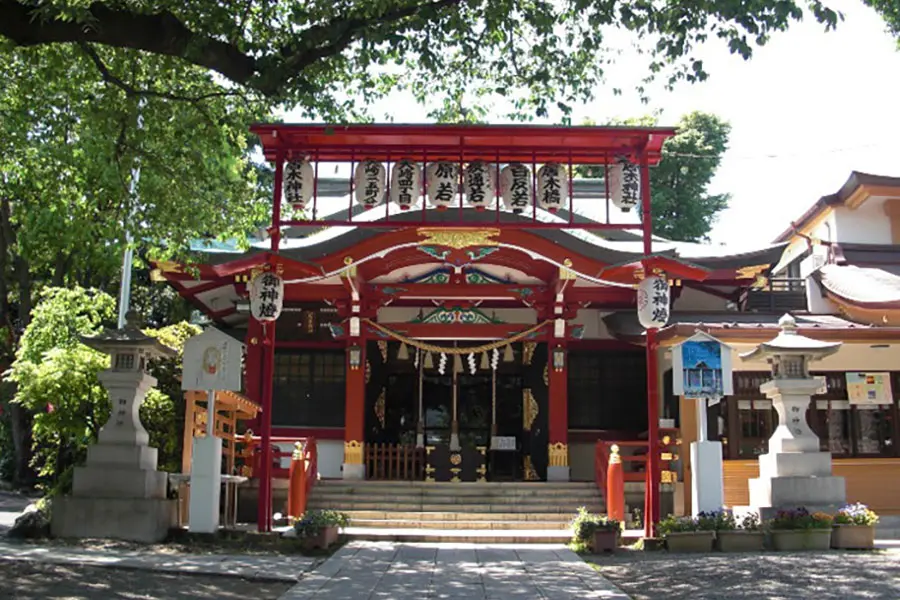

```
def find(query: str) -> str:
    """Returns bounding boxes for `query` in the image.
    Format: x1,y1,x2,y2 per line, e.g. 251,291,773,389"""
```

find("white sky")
283,0,900,250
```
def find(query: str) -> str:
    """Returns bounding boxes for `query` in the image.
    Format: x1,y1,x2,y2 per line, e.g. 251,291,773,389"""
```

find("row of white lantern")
282,158,641,214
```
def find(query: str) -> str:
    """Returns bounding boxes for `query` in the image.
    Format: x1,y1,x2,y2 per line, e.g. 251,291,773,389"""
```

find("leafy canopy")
0,1,842,120
579,111,731,242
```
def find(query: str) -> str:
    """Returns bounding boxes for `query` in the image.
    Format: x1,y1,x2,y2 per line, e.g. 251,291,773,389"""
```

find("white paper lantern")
609,155,641,212
536,163,568,213
499,163,531,214
464,161,496,210
426,162,458,210
354,160,386,209
249,271,284,322
637,275,670,329
390,159,420,211
282,159,314,211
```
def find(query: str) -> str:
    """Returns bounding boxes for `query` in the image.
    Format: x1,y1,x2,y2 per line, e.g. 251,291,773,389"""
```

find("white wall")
272,439,344,479
833,198,892,245
571,309,615,339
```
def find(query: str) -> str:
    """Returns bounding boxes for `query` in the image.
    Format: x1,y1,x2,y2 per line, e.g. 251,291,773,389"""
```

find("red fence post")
607,444,625,524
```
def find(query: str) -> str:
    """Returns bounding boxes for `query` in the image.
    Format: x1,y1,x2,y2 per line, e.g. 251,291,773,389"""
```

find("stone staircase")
306,480,604,543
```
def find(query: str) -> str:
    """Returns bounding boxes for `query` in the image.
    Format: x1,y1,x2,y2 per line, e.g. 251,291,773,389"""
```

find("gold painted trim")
417,227,500,249
548,442,569,467
523,388,538,431
344,440,363,464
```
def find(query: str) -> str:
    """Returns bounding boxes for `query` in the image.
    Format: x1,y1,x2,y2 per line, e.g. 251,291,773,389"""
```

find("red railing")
238,434,316,480
595,429,680,499
287,438,318,519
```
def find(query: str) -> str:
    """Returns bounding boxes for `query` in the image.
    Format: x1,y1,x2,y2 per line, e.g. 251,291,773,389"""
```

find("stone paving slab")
279,541,629,600
0,541,314,582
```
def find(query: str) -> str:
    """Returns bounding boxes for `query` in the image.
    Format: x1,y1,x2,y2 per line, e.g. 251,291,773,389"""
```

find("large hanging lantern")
637,274,670,330
609,155,641,212
390,160,420,211
464,161,496,211
282,159,314,212
499,163,532,214
536,163,568,213
249,271,284,322
426,162,458,210
354,160,386,209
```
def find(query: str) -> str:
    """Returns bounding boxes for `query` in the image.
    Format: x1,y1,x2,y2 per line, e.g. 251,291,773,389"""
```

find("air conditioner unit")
799,244,828,279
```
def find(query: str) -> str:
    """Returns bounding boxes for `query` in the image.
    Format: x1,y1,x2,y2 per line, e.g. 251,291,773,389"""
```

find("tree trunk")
0,197,35,487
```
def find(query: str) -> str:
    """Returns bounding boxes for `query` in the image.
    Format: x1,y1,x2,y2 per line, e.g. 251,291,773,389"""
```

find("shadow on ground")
0,559,293,599
589,550,900,600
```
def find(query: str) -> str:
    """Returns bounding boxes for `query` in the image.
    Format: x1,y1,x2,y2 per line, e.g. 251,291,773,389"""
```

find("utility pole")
117,100,144,329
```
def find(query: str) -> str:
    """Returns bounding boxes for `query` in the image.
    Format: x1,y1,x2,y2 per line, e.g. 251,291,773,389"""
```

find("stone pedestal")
188,436,223,533
547,466,570,482
52,368,174,542
690,441,724,516
748,378,846,512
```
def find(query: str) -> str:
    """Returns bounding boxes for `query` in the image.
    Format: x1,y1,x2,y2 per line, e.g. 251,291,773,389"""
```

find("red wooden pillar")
640,150,661,538
343,336,366,479
547,341,569,481
244,318,264,429
256,151,284,533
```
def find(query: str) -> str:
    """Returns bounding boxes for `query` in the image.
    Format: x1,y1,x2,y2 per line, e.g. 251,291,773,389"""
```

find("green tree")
579,112,731,242
0,1,841,119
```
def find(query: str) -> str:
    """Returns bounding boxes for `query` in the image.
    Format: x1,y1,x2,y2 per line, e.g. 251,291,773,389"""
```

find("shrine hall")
155,123,798,535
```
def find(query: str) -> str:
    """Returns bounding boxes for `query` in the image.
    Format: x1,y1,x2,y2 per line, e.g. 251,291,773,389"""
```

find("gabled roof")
774,171,900,243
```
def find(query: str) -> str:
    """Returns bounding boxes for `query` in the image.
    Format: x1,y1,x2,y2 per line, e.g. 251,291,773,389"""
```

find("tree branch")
1,1,258,86
1,0,463,98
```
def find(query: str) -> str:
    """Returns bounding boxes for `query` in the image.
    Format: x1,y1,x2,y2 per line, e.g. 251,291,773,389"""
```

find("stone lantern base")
52,496,174,543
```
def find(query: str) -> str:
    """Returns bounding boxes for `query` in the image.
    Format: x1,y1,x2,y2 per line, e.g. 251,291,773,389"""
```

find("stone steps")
307,481,603,542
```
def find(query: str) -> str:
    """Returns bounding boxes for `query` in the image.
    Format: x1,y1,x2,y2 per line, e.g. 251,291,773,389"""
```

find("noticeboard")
846,372,893,405
182,328,244,392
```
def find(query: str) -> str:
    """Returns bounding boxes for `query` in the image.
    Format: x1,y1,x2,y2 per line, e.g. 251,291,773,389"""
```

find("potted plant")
768,508,833,551
716,512,765,552
293,509,350,550
570,507,620,553
658,513,716,553
832,503,878,550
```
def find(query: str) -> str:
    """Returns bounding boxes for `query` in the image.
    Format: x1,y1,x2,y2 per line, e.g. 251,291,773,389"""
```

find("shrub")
293,510,350,538
570,506,620,544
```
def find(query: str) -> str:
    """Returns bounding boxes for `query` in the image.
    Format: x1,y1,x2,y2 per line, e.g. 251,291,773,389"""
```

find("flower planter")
716,530,765,552
771,529,832,551
665,531,715,553
591,530,619,553
300,525,340,550
831,525,875,550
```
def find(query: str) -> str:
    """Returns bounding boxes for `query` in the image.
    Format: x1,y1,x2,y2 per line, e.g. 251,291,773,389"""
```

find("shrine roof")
250,123,676,165
602,310,888,345
774,171,900,243
189,205,784,273
816,263,900,307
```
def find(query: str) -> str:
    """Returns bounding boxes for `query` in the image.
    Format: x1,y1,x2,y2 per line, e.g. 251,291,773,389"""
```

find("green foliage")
0,1,842,119
142,321,202,472
570,506,620,545
7,287,115,489
294,510,351,538
578,111,731,242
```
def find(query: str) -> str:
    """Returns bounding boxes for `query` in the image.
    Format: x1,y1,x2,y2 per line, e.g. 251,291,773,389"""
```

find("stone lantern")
51,311,177,543
739,314,846,516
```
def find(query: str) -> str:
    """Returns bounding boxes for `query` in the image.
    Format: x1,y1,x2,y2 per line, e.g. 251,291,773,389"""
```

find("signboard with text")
846,372,893,405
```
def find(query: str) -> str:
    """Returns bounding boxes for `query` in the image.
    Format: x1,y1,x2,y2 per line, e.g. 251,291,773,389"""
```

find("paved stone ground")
0,558,293,599
589,547,900,600
281,541,629,600
0,540,316,581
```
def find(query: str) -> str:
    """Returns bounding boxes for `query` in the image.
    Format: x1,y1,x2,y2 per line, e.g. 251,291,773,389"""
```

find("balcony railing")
742,277,807,312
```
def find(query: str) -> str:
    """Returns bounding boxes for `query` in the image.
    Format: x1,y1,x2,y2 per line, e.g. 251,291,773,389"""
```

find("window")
568,350,647,431
724,371,899,459
272,350,345,427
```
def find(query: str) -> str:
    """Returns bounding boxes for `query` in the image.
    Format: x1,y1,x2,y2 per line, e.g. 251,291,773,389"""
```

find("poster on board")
846,372,893,405
182,327,244,392
672,332,734,400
